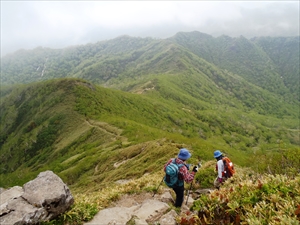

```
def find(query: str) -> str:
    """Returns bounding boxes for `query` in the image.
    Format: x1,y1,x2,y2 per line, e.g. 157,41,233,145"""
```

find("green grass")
0,33,299,224
0,78,298,189
39,164,300,225
190,171,300,225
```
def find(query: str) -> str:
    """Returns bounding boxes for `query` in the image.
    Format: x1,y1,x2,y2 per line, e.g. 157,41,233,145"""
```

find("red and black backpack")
222,157,235,178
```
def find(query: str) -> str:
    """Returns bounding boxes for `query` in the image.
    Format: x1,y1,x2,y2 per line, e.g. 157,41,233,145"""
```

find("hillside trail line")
84,119,129,144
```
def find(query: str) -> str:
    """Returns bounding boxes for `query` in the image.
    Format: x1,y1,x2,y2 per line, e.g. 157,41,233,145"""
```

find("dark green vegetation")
0,32,299,192
2,32,299,102
179,173,300,225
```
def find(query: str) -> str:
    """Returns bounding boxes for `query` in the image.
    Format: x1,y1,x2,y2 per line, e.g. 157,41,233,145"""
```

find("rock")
194,188,212,195
22,171,74,214
160,190,174,204
2,197,47,225
0,170,74,225
135,199,169,223
82,187,209,225
84,206,138,225
84,198,169,225
159,209,178,225
0,188,6,194
193,188,213,200
0,186,23,205
0,186,24,216
185,195,195,208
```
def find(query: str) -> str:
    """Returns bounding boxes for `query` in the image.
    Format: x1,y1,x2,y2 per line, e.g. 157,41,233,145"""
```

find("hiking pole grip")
186,161,202,205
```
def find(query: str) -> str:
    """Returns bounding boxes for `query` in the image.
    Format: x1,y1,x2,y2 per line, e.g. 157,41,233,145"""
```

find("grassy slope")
251,36,300,101
0,77,298,190
0,78,211,188
1,39,299,190
0,33,298,225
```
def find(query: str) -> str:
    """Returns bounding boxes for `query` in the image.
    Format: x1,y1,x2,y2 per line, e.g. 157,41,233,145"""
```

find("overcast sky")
1,1,299,57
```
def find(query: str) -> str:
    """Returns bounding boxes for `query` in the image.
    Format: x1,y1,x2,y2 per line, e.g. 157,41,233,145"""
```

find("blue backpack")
164,159,184,188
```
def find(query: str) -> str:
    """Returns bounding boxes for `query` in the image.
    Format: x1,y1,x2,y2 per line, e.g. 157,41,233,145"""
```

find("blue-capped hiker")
163,148,198,208
213,150,235,189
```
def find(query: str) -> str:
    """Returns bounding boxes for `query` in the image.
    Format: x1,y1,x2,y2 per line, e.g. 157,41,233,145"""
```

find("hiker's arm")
180,166,195,183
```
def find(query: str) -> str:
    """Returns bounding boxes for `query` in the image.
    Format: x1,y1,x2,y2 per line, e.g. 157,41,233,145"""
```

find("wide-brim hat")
214,150,222,158
178,148,191,160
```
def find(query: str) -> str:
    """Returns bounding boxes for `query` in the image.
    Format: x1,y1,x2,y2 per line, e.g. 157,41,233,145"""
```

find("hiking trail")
84,187,212,225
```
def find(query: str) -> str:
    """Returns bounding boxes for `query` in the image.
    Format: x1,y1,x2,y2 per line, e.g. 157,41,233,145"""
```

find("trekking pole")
186,181,193,205
152,176,164,197
186,161,202,205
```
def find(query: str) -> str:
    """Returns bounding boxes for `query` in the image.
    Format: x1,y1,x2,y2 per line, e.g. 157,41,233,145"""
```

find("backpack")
164,159,184,188
222,157,235,178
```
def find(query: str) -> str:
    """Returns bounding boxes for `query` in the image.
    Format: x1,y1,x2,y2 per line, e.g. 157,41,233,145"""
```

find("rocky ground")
0,171,74,225
84,187,211,225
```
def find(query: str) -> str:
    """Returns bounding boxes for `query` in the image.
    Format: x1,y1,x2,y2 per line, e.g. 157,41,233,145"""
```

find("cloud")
1,1,299,57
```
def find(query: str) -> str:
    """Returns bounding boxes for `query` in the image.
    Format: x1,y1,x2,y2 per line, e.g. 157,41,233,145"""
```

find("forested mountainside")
169,32,299,101
1,31,299,102
0,31,299,189
251,36,300,100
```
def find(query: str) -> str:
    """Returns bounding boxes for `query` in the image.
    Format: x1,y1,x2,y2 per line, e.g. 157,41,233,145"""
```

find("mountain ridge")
0,78,298,188
1,31,299,101
0,31,299,193
169,32,299,101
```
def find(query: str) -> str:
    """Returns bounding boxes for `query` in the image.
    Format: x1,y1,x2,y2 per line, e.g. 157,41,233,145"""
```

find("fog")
1,1,299,57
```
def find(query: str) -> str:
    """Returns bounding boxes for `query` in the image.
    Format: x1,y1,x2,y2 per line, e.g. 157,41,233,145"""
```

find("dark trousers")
172,185,184,207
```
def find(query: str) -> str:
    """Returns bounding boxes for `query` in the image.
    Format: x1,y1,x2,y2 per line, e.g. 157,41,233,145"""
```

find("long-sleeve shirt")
164,158,195,183
216,159,225,179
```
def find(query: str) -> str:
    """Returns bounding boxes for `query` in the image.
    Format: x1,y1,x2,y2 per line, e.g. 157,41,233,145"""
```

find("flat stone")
84,206,138,225
0,197,47,225
134,199,169,221
159,209,178,225
0,186,24,217
160,191,174,203
0,186,23,205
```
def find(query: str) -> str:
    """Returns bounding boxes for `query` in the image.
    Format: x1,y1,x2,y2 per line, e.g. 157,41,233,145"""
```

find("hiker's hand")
192,166,198,172
218,177,223,183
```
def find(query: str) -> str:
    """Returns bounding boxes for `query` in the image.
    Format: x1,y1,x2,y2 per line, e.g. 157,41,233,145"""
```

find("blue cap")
214,150,222,158
178,148,191,160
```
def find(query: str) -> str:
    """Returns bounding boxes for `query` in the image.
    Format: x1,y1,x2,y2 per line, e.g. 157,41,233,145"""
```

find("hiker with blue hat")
213,150,235,189
163,148,198,208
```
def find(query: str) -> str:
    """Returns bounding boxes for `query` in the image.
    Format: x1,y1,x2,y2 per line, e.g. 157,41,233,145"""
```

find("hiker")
163,148,198,207
213,150,235,189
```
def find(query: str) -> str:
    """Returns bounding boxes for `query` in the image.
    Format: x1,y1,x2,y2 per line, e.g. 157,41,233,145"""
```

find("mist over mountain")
1,32,299,100
2,1,299,58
